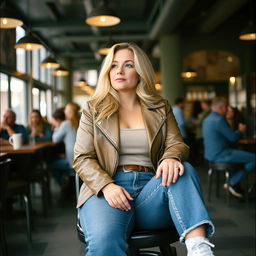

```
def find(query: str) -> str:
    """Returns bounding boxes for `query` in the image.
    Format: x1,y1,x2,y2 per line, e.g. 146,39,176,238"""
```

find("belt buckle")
123,166,132,172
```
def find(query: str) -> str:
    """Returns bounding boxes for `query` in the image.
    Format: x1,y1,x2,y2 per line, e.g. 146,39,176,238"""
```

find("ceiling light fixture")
239,21,256,40
40,55,60,69
14,0,43,50
15,31,44,50
75,78,87,87
239,0,256,40
181,68,197,79
86,0,120,27
52,65,69,76
0,3,24,29
97,40,114,55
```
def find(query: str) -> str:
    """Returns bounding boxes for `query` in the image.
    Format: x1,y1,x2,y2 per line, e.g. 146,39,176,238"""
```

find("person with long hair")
50,102,80,189
73,42,215,256
27,109,52,142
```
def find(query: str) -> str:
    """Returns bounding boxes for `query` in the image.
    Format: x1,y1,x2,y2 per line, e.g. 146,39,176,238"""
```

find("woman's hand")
102,183,133,211
156,159,184,186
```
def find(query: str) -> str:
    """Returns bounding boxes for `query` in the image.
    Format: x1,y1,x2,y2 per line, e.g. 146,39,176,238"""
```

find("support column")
160,34,183,105
60,57,72,104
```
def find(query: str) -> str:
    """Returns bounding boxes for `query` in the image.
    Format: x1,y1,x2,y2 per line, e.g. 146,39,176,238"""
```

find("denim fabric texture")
79,162,214,256
203,111,256,185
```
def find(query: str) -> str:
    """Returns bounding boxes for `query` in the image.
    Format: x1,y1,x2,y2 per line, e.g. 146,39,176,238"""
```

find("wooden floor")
4,163,255,256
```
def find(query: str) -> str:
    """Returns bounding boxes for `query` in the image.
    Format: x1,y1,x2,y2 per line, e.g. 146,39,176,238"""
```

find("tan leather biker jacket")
73,100,189,208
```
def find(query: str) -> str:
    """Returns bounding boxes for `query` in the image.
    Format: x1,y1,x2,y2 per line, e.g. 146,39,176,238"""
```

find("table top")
238,138,256,145
0,141,55,154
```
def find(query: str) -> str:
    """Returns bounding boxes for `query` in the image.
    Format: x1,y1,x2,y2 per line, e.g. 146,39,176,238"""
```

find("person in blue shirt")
202,97,256,198
172,97,187,140
0,109,28,145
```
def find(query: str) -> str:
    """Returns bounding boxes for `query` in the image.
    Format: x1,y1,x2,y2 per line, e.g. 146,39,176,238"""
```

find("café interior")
0,0,255,255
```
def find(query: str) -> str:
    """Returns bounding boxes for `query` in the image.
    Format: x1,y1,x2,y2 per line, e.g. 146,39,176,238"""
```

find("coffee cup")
9,133,22,149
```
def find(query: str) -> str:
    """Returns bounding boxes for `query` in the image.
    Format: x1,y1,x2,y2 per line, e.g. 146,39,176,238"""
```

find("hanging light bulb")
97,40,114,55
52,65,69,76
14,31,43,50
41,56,60,68
239,21,256,40
86,0,120,27
75,78,87,87
181,68,197,79
0,3,24,29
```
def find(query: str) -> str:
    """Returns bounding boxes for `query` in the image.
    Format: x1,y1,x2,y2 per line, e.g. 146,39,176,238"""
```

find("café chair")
75,174,178,256
0,158,12,256
207,162,247,205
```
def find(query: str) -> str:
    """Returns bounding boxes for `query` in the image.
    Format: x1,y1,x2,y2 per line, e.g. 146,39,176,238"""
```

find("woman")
226,105,245,131
27,109,52,142
73,43,215,256
50,102,80,187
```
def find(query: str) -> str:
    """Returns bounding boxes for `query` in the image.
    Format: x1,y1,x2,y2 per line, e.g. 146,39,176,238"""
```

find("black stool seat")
207,161,246,204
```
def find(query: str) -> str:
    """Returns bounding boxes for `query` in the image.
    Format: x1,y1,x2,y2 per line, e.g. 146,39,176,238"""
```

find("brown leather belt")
117,165,155,174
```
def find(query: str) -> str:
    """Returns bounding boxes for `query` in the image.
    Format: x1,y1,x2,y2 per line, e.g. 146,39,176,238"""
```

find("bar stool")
207,162,246,204
75,174,178,256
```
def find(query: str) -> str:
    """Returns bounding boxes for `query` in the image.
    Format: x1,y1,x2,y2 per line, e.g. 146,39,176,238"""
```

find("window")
40,48,47,83
10,77,26,125
0,73,9,117
32,88,40,109
16,26,26,74
46,89,52,120
40,90,47,117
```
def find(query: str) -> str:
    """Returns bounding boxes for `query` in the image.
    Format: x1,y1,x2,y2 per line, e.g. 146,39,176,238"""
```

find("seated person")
27,109,52,142
202,97,256,198
0,109,28,145
48,103,80,193
226,105,245,131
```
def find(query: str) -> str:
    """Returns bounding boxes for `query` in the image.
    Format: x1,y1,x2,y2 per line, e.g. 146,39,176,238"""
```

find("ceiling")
4,0,254,71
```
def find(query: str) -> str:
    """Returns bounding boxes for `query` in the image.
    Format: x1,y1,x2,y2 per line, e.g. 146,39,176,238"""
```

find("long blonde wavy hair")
90,42,163,121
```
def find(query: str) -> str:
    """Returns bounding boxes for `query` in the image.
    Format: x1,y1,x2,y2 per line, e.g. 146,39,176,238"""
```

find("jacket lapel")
95,112,119,152
141,101,167,150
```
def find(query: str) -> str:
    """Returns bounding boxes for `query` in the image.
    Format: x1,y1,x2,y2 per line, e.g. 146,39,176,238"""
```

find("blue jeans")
215,149,256,185
79,162,214,256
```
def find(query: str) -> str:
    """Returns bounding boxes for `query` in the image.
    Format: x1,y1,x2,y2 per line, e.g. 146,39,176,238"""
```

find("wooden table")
238,138,256,145
0,142,55,155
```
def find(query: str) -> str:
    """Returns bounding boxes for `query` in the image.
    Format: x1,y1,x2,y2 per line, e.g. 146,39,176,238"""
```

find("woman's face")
226,106,234,119
31,112,40,125
109,49,139,92
64,105,73,119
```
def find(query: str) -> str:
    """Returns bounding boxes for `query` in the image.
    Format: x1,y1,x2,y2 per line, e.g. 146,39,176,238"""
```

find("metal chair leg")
207,168,213,202
225,171,230,205
23,195,32,242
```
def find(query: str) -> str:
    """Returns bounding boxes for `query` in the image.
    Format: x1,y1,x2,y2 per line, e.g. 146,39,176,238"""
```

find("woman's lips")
115,78,126,82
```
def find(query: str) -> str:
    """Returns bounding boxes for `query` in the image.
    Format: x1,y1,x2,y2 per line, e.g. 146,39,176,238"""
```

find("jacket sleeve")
73,102,114,196
159,106,190,163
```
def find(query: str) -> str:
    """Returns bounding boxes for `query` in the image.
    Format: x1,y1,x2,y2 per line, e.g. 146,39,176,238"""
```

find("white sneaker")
186,237,215,256
223,183,243,198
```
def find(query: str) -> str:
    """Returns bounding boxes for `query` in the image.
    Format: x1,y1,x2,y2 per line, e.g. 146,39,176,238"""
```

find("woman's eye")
125,63,133,68
111,64,118,68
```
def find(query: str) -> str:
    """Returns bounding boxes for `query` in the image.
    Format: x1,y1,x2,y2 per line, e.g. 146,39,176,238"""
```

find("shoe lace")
191,240,215,256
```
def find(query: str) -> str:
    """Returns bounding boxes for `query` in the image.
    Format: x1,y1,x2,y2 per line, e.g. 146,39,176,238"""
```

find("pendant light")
239,21,256,40
15,31,43,50
86,0,120,27
14,0,43,50
75,78,87,87
239,0,256,40
52,65,69,76
181,68,197,79
81,85,95,95
0,2,23,29
41,55,60,69
97,39,114,55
